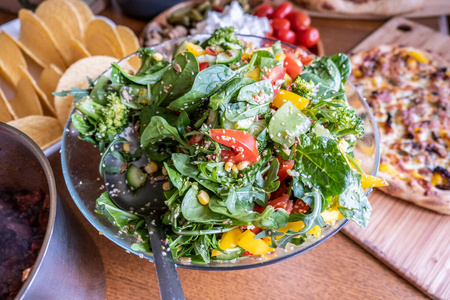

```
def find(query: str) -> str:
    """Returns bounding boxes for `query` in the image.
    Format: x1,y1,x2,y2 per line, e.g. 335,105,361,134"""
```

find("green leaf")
111,62,169,85
330,53,351,84
225,101,270,122
171,153,200,178
140,116,188,148
53,86,89,102
209,77,255,111
169,64,236,113
181,187,227,223
237,79,273,105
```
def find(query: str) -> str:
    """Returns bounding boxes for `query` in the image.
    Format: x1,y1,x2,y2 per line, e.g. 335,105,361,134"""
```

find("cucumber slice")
224,42,242,50
216,49,242,65
197,54,217,64
126,164,147,190
212,246,245,260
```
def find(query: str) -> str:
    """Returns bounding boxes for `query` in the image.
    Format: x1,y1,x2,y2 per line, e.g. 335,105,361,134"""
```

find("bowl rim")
0,122,58,297
61,34,380,270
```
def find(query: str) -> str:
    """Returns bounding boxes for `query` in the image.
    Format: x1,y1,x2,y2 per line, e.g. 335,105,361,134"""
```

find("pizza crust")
294,0,425,16
378,171,450,214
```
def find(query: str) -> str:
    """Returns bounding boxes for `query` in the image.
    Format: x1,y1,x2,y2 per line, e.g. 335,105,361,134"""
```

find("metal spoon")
103,143,185,300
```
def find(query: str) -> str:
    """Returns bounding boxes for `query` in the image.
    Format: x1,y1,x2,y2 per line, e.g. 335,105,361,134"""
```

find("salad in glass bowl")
61,27,385,268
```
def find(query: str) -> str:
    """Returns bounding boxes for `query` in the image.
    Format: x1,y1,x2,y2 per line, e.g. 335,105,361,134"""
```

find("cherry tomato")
297,27,320,48
199,62,209,71
269,194,289,210
288,10,311,31
271,18,291,32
271,181,287,200
241,251,253,256
292,199,310,214
272,2,293,19
205,46,218,56
210,129,260,164
188,134,203,146
284,55,303,79
276,29,296,45
254,4,274,18
261,65,285,85
277,159,294,181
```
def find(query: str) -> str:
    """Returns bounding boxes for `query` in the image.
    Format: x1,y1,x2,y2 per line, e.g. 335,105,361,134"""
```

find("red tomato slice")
284,55,303,79
271,181,287,200
188,134,203,146
269,194,289,210
205,46,218,56
199,62,209,71
272,2,293,19
210,129,260,164
261,65,285,85
241,250,253,256
254,4,274,18
292,199,310,214
277,159,294,181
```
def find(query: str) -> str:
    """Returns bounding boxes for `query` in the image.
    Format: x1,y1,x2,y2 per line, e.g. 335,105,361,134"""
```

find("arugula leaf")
169,64,236,112
268,101,311,148
53,86,89,102
140,116,188,148
151,52,199,106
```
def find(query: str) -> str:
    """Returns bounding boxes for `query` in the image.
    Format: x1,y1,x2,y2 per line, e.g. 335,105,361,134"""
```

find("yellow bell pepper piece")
186,43,206,56
244,67,260,81
272,89,309,111
284,72,292,86
211,227,243,256
237,230,273,255
361,174,389,187
405,51,429,64
275,221,321,240
321,208,344,224
275,53,286,61
308,225,321,238
431,172,448,186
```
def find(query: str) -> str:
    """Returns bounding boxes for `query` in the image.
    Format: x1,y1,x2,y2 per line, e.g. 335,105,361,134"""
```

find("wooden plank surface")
296,0,450,20
342,17,450,300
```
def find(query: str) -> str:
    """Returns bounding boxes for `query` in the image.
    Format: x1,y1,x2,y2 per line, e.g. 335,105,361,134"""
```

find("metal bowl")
61,34,380,270
0,122,105,299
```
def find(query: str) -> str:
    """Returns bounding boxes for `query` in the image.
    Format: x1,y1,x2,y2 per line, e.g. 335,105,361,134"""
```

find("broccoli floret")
135,48,168,76
291,77,315,99
74,93,130,143
201,26,242,48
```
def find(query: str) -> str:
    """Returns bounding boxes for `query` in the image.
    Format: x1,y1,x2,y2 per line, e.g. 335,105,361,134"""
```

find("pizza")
294,0,425,16
350,45,450,214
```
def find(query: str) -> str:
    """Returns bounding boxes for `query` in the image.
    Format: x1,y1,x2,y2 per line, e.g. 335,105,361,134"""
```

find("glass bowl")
61,34,380,270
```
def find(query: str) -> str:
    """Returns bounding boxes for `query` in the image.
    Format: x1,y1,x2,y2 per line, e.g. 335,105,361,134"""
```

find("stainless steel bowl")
0,122,106,299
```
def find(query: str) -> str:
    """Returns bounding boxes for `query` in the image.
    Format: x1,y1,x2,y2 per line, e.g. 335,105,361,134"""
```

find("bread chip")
18,67,56,117
0,88,14,122
7,116,62,149
69,39,91,65
54,56,117,126
18,9,66,70
7,75,43,118
86,33,121,58
0,32,27,87
35,0,84,41
117,25,140,70
67,0,94,27
39,65,63,109
85,19,125,58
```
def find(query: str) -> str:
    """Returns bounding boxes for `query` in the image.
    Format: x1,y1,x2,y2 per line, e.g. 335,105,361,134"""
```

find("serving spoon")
103,143,185,300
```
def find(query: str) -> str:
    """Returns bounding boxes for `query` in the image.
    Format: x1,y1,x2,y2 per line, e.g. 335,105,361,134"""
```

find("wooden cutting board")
342,17,450,300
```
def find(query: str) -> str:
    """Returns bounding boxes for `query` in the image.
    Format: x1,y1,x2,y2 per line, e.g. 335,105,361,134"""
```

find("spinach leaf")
176,111,190,136
209,77,255,111
169,64,236,112
112,62,169,85
225,101,270,122
293,134,353,199
181,187,227,223
139,105,178,134
268,101,311,147
298,73,345,101
172,153,200,178
330,53,351,84
237,79,273,105
251,50,275,66
260,57,281,70
337,172,371,227
151,52,199,106
140,116,188,148
253,206,289,229
304,55,341,91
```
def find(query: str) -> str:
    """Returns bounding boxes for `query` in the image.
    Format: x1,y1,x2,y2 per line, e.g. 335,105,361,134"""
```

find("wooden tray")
291,0,450,20
342,17,450,300
142,0,325,57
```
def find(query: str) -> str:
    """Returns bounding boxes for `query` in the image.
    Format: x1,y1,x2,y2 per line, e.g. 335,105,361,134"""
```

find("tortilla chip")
7,75,43,118
86,33,121,58
0,32,27,87
35,0,84,41
3,31,47,70
54,56,117,126
0,87,14,122
37,14,76,66
69,39,91,65
18,9,66,70
85,19,125,58
39,64,63,109
18,67,56,117
7,116,62,149
116,25,140,70
67,0,94,28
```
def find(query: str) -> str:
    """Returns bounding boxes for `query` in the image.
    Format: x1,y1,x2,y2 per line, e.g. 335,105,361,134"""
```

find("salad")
64,27,386,263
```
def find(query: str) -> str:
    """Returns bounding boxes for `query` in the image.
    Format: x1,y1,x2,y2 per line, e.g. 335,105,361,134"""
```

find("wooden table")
1,1,446,299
